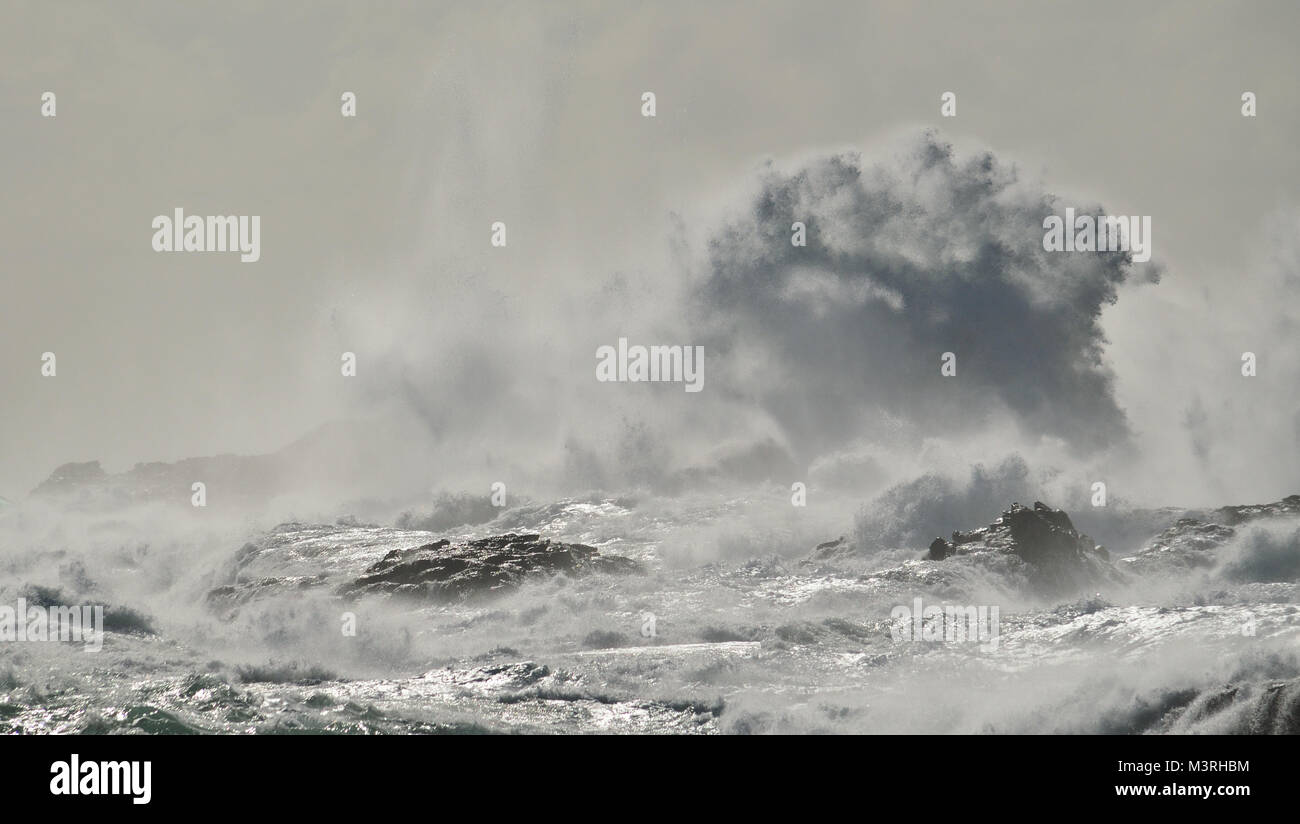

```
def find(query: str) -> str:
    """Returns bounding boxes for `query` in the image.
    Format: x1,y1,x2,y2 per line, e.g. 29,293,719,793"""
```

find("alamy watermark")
1043,207,1151,263
151,208,260,262
50,755,151,805
596,338,703,392
0,598,105,652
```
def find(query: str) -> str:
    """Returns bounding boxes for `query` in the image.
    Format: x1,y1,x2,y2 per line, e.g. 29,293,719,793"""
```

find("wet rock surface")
807,501,1119,595
1122,494,1300,577
338,533,641,603
944,502,1107,560
6,491,1299,735
932,501,1117,594
1205,495,1300,526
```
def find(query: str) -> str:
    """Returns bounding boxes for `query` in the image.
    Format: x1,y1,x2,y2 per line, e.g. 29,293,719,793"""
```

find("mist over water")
3,3,1300,735
301,130,1298,512
4,129,1299,734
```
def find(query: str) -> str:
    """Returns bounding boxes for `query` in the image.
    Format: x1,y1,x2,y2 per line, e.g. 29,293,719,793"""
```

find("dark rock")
922,501,1117,595
816,536,846,552
805,536,848,563
338,533,641,603
582,630,629,649
926,537,952,560
18,583,158,635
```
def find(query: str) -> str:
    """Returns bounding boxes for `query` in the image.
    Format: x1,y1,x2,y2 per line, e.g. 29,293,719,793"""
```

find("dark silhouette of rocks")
338,533,641,603
807,500,1118,595
806,536,848,562
810,493,1300,591
925,537,952,560
946,501,1109,562
930,501,1116,593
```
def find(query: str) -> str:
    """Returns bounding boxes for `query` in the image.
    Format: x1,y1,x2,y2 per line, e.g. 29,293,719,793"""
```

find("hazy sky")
3,1,1299,504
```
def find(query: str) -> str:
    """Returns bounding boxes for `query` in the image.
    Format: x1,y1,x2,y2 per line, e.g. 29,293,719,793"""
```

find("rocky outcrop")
808,501,1119,594
944,501,1108,562
925,537,951,560
338,533,641,603
924,501,1116,594
18,584,157,636
1206,495,1300,526
1122,494,1300,577
807,536,849,562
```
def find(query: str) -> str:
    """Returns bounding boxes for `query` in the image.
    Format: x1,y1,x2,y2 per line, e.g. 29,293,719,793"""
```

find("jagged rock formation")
922,501,1117,594
942,501,1108,562
1122,494,1300,577
925,536,951,560
338,533,641,603
813,494,1300,592
808,500,1118,595
1207,495,1300,525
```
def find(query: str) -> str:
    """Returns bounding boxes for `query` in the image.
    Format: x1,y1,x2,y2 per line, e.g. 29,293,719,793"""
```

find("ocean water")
1,492,1297,734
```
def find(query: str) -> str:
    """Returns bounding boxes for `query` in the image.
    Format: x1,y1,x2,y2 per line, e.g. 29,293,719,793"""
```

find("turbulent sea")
2,491,1298,734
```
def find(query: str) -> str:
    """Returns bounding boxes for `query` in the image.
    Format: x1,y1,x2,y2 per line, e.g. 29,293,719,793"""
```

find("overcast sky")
3,1,1299,505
